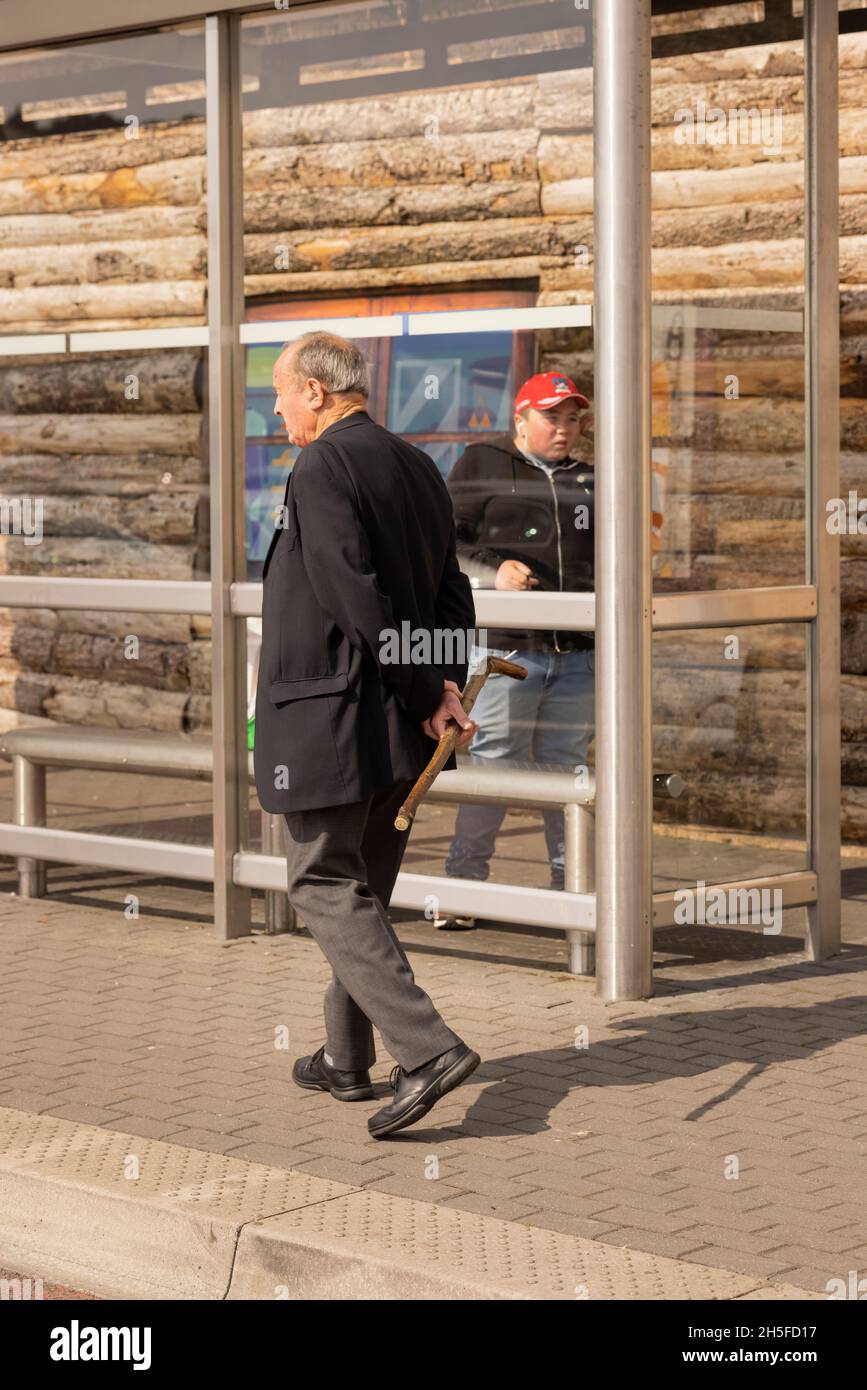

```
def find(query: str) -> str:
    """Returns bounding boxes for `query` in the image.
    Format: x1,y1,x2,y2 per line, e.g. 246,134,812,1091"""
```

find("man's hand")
495,559,539,591
422,679,478,746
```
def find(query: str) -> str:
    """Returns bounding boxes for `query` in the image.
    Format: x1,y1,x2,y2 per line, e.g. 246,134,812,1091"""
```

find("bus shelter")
0,0,843,1000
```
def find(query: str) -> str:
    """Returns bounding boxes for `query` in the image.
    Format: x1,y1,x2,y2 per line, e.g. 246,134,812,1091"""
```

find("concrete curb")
0,1107,822,1301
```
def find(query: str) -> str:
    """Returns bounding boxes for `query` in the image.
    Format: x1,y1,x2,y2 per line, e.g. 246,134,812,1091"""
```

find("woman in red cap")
439,371,595,926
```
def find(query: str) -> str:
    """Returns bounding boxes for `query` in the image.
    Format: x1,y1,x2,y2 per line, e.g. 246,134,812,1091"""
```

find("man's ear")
306,377,326,408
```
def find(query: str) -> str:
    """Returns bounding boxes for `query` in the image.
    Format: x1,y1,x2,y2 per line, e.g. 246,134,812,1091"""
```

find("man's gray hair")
284,330,369,397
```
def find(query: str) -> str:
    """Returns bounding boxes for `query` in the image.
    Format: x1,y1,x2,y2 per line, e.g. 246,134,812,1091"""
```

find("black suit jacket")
253,411,476,813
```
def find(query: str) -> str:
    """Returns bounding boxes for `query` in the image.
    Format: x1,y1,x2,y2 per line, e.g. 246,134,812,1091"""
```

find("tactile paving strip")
0,1105,349,1218
240,1188,764,1301
0,1108,816,1301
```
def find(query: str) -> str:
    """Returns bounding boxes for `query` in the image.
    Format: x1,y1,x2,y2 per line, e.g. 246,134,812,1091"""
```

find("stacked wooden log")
536,33,867,846
0,348,208,732
0,23,864,843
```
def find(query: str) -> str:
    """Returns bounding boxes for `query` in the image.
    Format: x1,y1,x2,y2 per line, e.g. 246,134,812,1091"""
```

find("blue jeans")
444,646,595,890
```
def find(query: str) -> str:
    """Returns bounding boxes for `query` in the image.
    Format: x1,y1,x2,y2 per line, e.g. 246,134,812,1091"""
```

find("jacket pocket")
268,671,348,703
279,606,330,681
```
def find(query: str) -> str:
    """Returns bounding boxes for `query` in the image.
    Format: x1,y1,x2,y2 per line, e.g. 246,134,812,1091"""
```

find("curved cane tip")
394,814,411,831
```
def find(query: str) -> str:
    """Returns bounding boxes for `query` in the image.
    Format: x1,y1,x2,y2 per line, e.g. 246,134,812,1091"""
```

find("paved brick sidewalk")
1,861,866,1296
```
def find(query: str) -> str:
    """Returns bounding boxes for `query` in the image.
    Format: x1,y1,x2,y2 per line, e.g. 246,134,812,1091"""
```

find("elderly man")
254,330,480,1138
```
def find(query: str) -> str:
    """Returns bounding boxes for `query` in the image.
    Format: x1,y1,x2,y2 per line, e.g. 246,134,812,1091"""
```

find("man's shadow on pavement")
377,951,867,1140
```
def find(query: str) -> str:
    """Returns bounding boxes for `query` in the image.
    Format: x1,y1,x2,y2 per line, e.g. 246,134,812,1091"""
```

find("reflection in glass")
238,0,594,882
653,624,808,893
0,27,212,897
242,311,536,573
652,319,806,593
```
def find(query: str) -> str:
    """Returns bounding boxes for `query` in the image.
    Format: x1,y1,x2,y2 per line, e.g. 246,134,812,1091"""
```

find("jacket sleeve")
446,450,505,589
434,502,477,691
292,443,445,723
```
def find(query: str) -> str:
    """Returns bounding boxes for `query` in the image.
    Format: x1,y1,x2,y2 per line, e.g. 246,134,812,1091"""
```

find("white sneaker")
433,914,476,931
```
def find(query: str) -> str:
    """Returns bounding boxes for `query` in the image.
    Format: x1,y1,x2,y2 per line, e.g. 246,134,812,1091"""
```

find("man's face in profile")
273,348,320,448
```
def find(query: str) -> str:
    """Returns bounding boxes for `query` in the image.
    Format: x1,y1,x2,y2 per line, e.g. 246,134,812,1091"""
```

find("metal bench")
0,726,682,969
0,725,295,931
428,763,683,971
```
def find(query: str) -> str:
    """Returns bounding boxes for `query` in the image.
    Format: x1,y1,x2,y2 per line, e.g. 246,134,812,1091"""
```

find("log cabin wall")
0,15,864,844
0,93,210,733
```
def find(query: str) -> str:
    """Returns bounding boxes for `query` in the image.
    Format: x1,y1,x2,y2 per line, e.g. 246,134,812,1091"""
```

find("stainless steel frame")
0,1,843,994
652,871,818,929
0,724,288,930
592,0,654,1002
0,579,822,633
233,582,819,630
0,0,293,51
0,823,214,881
0,334,67,355
13,757,46,898
0,304,797,363
0,578,211,613
0,750,680,977
651,586,817,630
206,11,251,941
804,0,842,961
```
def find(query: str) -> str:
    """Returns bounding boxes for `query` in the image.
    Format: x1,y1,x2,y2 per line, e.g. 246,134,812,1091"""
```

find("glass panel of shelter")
650,307,809,924
648,3,813,950
0,0,826,952
0,23,214,920
238,0,596,913
236,0,816,950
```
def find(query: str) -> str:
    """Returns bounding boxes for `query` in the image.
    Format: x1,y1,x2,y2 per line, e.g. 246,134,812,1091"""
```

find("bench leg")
261,811,297,934
565,802,595,976
13,755,46,898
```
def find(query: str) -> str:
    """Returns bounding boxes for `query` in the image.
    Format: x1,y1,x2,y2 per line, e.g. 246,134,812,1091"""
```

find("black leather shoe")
368,1042,480,1138
292,1045,374,1101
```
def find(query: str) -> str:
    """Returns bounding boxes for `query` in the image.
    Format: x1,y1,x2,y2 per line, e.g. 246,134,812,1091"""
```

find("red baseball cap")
514,371,590,413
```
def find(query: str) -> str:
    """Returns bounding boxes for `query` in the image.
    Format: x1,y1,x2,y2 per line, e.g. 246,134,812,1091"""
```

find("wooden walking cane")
394,656,528,831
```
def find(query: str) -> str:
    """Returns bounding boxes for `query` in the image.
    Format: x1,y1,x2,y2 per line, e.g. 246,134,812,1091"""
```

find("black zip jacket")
446,433,594,653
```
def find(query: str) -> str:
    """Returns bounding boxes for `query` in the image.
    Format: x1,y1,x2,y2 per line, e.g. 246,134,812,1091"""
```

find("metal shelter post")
804,0,842,960
592,0,654,1001
13,757,46,899
206,12,251,940
565,802,595,975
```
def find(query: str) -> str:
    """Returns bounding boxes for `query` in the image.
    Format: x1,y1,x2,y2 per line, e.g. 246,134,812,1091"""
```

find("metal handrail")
0,727,682,808
0,576,818,631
